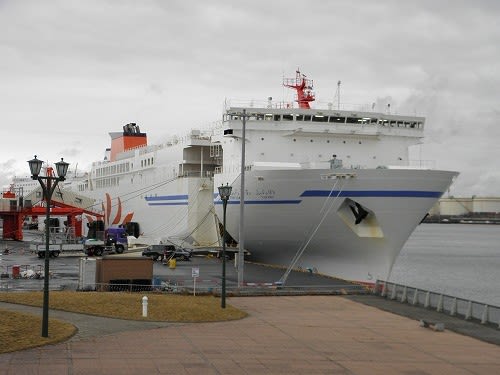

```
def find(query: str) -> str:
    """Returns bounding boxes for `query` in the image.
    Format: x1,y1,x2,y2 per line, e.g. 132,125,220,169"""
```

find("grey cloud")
1,0,499,196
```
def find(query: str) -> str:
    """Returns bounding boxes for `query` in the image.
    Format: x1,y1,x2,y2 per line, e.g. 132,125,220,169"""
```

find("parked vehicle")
84,227,128,256
142,244,192,261
30,226,129,258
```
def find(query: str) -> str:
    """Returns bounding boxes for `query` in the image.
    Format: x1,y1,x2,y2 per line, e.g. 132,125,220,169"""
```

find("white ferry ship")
31,71,459,284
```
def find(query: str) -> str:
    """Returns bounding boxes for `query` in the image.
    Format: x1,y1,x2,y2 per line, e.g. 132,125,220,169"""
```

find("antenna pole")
337,80,341,110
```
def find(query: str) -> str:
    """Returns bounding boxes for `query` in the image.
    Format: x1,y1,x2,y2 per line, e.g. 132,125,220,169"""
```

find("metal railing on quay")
374,280,500,328
1,278,369,297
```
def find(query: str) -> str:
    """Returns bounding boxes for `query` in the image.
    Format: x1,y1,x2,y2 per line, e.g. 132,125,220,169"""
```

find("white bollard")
450,298,457,316
412,289,419,306
142,296,148,317
481,304,489,325
436,294,443,313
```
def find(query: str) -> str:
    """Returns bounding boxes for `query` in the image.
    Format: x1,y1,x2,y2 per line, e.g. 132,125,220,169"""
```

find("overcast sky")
1,0,499,197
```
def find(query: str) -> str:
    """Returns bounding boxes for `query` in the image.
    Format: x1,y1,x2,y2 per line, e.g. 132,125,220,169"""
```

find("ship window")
310,139,314,142
295,115,304,121
312,115,328,122
370,118,378,124
304,115,312,121
346,117,361,124
329,117,345,123
274,115,281,121
293,139,296,142
264,114,273,121
390,120,397,127
282,114,293,121
327,140,330,143
256,114,264,120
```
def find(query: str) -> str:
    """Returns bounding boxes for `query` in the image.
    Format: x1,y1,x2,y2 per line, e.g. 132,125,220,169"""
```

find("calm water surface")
389,224,500,306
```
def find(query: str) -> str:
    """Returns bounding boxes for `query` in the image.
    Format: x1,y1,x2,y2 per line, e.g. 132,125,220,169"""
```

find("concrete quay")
1,295,500,374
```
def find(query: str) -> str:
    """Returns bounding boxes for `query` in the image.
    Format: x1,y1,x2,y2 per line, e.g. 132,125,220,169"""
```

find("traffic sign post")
192,267,200,296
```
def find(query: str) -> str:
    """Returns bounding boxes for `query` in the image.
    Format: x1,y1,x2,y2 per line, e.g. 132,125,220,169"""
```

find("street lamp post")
238,109,247,288
28,155,69,337
218,183,232,309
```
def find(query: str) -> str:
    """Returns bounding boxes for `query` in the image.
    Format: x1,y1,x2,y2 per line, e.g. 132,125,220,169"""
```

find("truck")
83,227,128,256
30,226,129,258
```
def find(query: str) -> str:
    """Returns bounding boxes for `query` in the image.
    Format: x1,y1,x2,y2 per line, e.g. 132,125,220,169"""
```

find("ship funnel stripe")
300,190,442,198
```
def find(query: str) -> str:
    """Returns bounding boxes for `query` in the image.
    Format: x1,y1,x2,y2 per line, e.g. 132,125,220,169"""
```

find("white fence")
375,280,500,328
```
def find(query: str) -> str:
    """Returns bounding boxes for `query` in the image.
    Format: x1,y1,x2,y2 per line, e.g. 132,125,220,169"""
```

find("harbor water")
389,223,500,307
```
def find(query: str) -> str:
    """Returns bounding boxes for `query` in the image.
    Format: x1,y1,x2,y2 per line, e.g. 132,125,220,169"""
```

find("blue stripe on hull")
148,202,187,206
145,195,188,201
145,190,442,206
300,190,442,198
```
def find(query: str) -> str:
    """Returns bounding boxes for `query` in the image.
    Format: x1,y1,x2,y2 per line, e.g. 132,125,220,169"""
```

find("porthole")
293,139,296,142
343,141,346,144
310,139,313,142
261,137,264,141
327,140,330,143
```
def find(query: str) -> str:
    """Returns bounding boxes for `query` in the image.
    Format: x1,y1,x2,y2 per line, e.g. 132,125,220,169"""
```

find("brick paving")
1,296,500,374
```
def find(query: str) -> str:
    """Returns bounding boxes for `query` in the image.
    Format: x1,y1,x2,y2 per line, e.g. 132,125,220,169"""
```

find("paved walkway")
1,296,500,374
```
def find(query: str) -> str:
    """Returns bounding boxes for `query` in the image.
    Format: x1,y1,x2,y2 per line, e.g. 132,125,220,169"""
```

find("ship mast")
283,69,315,109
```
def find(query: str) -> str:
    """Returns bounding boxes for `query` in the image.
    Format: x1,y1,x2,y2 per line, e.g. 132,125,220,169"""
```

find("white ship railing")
374,280,500,328
225,99,421,116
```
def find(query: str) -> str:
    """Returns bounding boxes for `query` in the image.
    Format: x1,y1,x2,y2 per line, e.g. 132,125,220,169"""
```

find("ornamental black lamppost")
218,183,232,309
28,155,69,337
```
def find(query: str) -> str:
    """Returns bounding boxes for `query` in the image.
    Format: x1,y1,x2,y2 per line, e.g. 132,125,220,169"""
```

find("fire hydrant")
142,296,148,317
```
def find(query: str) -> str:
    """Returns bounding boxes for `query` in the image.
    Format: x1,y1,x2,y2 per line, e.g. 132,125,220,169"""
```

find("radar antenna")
283,69,315,109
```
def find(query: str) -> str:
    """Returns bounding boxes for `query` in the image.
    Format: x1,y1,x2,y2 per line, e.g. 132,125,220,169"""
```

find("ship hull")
215,168,457,283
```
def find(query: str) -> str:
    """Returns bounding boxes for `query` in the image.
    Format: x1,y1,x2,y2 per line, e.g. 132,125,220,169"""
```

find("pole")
39,177,60,338
221,197,227,308
40,179,50,337
238,109,246,288
28,156,68,338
